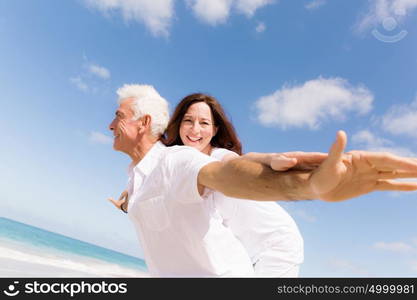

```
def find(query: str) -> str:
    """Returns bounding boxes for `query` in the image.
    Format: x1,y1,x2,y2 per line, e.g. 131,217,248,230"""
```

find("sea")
0,217,148,277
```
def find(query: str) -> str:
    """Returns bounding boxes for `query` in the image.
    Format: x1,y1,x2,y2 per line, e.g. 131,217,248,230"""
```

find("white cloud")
235,0,274,17
187,0,274,25
70,76,89,92
355,0,417,33
89,131,113,144
88,64,111,79
70,58,112,93
255,21,266,32
381,96,417,138
254,77,374,130
351,130,416,157
84,0,174,37
373,241,414,253
305,0,326,10
187,0,233,25
352,130,391,148
84,0,276,33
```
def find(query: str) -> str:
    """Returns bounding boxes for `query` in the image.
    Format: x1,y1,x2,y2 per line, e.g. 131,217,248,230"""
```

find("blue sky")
1,0,417,277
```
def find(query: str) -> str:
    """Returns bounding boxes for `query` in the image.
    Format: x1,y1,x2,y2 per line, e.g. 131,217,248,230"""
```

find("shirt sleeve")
166,146,218,204
211,148,239,161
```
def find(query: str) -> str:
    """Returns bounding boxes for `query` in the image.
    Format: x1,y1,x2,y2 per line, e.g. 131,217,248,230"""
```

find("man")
109,84,417,277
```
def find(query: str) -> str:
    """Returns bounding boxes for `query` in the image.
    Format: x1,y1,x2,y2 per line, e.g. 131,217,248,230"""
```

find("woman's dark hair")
162,93,242,155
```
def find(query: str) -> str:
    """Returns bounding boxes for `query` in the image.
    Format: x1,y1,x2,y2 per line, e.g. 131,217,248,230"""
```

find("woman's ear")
213,125,218,136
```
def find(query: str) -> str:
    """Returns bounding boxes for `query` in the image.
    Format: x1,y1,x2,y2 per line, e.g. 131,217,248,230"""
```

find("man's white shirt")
127,142,254,277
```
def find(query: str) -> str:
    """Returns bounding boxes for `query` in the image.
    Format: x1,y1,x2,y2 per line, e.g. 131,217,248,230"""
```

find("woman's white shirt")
209,148,304,265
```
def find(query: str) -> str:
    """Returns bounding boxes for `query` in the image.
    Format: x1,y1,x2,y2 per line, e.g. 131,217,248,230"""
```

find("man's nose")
109,119,115,131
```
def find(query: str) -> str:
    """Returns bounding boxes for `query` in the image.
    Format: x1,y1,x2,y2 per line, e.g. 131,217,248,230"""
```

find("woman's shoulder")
211,148,239,160
164,145,216,165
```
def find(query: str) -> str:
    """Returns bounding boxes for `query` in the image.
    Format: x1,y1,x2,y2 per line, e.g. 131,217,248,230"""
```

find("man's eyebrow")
115,111,124,116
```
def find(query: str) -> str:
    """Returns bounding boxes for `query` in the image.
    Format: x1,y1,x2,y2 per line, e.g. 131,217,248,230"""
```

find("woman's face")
179,102,218,155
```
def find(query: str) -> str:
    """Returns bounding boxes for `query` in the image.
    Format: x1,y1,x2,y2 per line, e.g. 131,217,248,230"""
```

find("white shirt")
210,148,304,265
127,142,254,277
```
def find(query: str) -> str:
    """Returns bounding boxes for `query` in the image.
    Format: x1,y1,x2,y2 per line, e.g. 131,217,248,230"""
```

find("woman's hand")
309,131,417,201
272,152,328,171
108,190,129,213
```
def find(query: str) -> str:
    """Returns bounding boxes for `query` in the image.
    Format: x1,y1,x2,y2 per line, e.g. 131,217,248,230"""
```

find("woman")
110,93,309,277
164,93,304,277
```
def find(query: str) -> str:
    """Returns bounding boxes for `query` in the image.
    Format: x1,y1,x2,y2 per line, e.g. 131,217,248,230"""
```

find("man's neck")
129,137,159,166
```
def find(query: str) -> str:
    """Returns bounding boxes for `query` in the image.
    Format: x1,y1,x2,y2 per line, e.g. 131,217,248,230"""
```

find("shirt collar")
129,141,166,177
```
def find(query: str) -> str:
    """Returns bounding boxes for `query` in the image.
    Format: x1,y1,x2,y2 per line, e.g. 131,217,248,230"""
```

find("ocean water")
0,217,148,277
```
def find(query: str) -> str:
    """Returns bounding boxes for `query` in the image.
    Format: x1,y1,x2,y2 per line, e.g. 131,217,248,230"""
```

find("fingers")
108,197,118,206
376,180,417,191
378,171,417,180
269,152,327,171
291,163,320,171
326,130,347,165
363,152,417,172
270,157,297,171
108,197,123,209
283,152,328,164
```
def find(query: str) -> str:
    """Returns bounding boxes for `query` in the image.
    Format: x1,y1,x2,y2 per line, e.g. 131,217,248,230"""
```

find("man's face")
109,98,140,154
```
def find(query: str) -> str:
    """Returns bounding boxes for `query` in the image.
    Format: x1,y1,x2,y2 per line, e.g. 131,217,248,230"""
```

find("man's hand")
108,190,129,212
309,131,417,202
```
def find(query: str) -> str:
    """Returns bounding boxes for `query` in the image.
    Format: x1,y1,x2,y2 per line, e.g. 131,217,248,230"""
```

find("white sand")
0,244,149,278
0,258,100,277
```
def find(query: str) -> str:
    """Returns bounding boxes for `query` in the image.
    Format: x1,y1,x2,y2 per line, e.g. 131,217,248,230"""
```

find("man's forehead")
117,98,135,113
120,97,135,106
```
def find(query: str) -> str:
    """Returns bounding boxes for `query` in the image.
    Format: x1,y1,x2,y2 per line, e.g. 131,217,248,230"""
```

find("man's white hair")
117,84,170,137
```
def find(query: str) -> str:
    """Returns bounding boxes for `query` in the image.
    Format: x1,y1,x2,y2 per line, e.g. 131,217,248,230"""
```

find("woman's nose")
191,121,200,133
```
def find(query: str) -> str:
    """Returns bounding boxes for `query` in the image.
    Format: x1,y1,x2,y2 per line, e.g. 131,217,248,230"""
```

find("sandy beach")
0,243,149,278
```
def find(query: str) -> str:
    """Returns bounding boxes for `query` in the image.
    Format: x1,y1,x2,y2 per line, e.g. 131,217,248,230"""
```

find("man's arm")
199,131,417,202
198,159,315,201
232,151,327,171
198,150,317,200
198,149,327,199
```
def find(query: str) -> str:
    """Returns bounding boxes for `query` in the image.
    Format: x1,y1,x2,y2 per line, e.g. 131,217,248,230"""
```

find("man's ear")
142,115,152,127
138,115,152,133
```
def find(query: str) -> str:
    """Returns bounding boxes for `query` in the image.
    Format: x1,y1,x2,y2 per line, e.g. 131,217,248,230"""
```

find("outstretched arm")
199,131,417,202
233,152,327,171
310,131,417,202
198,158,314,201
